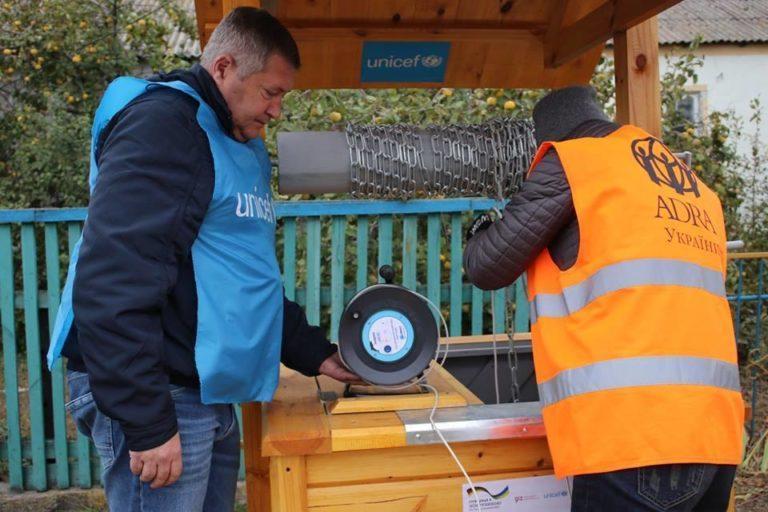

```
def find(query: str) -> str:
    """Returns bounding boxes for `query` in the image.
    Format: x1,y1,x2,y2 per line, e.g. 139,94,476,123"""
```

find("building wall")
606,44,768,159
663,44,768,157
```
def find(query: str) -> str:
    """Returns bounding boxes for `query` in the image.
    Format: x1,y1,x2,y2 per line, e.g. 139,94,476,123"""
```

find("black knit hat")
532,85,610,146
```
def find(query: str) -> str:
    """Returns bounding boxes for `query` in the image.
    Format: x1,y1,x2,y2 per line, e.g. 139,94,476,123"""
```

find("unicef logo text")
366,54,444,70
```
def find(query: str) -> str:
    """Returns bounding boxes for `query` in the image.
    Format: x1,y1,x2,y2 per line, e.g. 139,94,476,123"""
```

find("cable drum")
338,268,438,386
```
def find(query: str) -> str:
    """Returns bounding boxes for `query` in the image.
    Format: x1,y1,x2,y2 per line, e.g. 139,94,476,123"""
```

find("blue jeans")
571,464,737,511
66,370,240,512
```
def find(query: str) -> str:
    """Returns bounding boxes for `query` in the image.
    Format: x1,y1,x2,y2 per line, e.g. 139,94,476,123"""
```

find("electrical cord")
423,383,482,511
358,289,481,510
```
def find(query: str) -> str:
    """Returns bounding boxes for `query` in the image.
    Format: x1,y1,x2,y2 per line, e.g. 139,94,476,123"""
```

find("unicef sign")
361,41,451,83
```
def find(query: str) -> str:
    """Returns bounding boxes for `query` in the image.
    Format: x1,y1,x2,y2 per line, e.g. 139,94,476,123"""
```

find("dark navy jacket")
65,65,336,451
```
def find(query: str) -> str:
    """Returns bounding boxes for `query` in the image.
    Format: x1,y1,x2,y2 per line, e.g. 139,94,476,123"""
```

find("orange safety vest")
527,125,744,478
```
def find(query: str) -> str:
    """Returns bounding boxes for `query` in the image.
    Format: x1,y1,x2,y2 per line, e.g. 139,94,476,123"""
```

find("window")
676,86,708,125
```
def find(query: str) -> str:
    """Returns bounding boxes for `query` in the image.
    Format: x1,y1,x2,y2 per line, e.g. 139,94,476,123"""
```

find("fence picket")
449,214,463,336
330,216,346,342
402,216,418,290
66,222,92,489
44,224,69,488
0,224,23,490
356,216,369,291
21,224,47,490
306,218,321,325
377,216,393,281
426,214,441,325
282,218,297,301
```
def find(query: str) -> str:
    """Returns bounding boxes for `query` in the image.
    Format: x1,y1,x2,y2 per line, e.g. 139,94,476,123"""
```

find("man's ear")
211,54,237,81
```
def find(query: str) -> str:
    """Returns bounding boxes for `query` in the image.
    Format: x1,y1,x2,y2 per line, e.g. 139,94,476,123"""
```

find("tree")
0,0,195,208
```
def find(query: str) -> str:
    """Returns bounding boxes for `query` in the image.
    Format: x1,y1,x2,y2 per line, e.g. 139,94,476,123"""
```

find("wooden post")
269,456,308,512
614,16,662,138
242,403,271,512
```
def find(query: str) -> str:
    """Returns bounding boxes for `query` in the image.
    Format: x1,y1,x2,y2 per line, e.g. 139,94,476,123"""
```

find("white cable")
423,383,482,512
366,290,482,510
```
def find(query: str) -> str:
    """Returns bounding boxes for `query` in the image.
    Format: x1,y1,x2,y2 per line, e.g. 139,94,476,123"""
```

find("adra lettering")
655,195,717,234
235,189,275,224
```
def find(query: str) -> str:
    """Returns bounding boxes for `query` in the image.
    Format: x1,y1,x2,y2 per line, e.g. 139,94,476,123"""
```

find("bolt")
353,312,360,319
636,54,647,70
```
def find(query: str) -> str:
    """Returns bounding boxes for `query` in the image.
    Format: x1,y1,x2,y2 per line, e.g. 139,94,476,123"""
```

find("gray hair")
200,7,300,78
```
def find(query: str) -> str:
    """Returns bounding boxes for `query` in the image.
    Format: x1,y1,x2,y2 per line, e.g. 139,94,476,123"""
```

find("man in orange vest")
464,85,743,511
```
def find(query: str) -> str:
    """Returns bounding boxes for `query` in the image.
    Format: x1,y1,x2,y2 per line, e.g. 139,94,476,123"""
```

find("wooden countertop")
260,352,545,457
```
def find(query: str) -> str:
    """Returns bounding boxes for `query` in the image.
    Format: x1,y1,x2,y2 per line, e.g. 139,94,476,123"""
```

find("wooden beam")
269,455,308,512
614,16,661,137
242,403,271,512
548,0,681,68
543,0,569,68
200,23,600,88
260,369,332,457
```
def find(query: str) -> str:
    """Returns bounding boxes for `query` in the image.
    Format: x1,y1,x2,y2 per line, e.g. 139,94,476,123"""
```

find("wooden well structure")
191,1,684,511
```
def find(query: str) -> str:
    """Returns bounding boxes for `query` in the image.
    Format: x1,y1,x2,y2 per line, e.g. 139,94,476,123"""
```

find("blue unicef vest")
47,77,284,404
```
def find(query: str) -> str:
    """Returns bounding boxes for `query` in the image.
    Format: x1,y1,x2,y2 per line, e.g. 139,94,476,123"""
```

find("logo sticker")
631,137,700,197
361,41,450,83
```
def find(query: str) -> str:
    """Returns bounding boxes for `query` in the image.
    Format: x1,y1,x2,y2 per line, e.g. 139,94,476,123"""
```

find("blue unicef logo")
361,42,450,83
421,54,443,68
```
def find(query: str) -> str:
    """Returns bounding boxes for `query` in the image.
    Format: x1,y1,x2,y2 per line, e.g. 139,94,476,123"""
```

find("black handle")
378,265,395,284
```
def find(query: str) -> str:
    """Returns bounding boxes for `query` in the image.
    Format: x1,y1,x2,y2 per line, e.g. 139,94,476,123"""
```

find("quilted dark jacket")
463,119,619,290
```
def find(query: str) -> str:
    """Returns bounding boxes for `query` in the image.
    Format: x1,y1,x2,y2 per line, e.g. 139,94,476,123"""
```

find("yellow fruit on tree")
504,100,517,110
2,48,11,55
440,88,453,97
29,48,38,56
329,111,342,122
66,95,75,104
72,54,82,63
486,96,497,106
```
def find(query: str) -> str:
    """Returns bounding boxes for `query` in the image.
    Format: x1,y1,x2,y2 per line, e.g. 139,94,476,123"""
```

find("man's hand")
129,432,182,489
319,352,363,384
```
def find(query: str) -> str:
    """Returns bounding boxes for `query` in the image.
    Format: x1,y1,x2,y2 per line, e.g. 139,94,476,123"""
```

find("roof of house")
162,0,768,58
658,0,768,45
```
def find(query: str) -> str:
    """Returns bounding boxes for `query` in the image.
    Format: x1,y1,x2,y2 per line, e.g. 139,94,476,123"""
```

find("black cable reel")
338,265,439,386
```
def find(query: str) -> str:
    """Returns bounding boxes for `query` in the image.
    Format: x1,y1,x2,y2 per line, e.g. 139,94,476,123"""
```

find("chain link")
347,119,535,200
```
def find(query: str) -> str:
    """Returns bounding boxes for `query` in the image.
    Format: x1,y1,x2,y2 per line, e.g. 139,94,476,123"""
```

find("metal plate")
397,402,545,445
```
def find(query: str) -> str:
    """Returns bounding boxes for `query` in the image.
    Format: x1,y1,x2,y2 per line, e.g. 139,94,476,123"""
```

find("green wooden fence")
0,198,531,492
0,199,765,492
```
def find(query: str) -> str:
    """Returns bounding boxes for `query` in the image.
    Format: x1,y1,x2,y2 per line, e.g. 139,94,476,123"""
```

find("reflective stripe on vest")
538,355,741,407
530,258,725,324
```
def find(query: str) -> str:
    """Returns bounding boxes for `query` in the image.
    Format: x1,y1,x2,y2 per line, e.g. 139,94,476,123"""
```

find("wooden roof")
194,0,682,89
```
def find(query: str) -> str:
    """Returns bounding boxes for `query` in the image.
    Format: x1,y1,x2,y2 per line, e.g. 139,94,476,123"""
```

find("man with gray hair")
47,7,358,511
